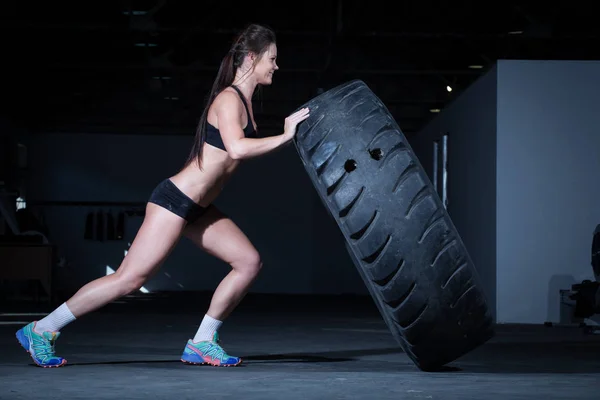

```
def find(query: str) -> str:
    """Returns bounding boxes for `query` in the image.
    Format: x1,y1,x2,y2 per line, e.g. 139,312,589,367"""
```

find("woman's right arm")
215,92,310,160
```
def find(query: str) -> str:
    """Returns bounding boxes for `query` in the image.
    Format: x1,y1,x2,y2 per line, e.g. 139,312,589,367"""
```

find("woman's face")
253,43,279,85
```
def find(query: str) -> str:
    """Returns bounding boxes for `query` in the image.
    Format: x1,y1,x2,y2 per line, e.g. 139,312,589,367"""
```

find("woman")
16,23,310,368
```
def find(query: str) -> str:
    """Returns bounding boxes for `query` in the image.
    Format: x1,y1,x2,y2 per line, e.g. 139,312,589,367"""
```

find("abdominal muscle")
168,143,240,208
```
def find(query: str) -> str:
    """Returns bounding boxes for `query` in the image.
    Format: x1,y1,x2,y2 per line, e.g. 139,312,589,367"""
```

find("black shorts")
148,179,210,223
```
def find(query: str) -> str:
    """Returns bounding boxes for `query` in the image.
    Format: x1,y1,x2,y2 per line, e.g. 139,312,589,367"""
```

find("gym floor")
1,292,598,399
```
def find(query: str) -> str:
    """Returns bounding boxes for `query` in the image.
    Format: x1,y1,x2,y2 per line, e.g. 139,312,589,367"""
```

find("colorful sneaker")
181,332,242,367
15,322,67,368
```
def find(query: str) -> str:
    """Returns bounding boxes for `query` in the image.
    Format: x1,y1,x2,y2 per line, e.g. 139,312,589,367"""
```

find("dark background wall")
0,117,26,235
496,60,600,324
0,118,22,194
412,59,600,324
411,66,498,321
3,4,600,325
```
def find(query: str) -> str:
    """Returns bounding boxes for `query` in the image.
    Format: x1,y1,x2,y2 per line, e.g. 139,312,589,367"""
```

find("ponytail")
184,49,237,168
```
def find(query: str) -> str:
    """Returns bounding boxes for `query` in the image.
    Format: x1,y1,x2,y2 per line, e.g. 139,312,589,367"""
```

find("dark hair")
184,23,276,168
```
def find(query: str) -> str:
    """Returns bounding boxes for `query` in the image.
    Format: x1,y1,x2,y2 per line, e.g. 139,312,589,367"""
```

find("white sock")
193,314,222,343
34,302,76,334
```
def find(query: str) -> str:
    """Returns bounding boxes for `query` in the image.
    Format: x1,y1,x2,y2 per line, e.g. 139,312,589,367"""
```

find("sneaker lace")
215,336,235,359
34,335,57,359
47,339,57,356
213,344,228,361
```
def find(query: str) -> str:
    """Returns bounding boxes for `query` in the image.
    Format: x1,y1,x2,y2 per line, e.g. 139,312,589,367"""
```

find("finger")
292,108,309,116
291,114,309,123
292,109,310,119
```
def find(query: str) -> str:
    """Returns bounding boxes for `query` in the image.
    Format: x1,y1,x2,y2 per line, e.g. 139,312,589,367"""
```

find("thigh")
117,202,188,279
183,205,260,267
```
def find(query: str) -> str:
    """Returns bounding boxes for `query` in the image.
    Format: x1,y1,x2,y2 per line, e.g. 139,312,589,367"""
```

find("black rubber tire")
592,224,600,282
293,80,495,371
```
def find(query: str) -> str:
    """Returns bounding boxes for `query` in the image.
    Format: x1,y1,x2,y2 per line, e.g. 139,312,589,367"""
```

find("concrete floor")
1,292,599,399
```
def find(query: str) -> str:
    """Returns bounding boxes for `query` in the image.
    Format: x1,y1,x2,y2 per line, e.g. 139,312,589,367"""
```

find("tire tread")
293,80,494,370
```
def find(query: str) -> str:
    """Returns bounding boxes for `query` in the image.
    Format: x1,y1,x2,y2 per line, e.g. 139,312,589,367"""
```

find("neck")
232,69,257,102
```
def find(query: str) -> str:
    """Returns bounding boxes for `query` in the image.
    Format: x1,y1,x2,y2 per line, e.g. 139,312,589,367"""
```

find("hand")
283,107,310,139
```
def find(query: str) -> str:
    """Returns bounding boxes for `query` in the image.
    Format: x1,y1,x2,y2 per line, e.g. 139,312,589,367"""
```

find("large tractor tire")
293,80,495,371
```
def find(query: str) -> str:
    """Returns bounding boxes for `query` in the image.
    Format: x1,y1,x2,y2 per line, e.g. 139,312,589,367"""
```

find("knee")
236,251,262,276
116,272,147,295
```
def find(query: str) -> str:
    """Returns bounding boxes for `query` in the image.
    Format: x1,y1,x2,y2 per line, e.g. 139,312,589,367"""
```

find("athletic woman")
16,23,310,368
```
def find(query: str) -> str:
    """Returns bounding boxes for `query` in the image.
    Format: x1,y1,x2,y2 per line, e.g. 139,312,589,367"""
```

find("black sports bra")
205,85,257,151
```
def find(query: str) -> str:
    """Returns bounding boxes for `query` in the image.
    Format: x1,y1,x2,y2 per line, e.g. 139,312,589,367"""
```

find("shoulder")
213,88,243,113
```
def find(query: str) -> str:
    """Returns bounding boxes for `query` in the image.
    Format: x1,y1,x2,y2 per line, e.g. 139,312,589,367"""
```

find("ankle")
32,322,46,335
193,314,222,343
34,302,76,333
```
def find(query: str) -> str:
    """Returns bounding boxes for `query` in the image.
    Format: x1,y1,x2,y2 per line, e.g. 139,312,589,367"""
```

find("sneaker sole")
15,330,67,369
180,358,243,367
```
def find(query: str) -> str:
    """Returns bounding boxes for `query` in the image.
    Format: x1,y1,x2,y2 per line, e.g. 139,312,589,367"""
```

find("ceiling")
3,1,599,139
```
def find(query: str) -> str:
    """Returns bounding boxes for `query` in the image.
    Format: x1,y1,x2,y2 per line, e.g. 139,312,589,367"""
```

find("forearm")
230,133,292,159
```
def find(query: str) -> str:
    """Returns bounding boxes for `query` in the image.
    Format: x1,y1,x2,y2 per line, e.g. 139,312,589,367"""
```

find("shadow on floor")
18,342,600,374
47,347,398,368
